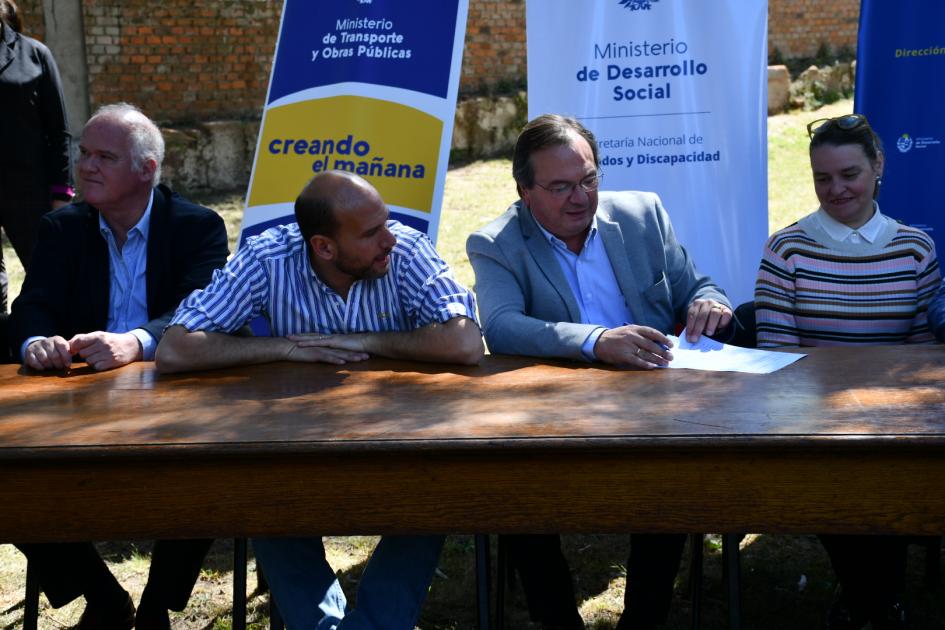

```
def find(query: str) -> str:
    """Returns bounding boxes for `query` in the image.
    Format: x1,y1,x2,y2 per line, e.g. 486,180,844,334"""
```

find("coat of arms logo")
618,0,660,10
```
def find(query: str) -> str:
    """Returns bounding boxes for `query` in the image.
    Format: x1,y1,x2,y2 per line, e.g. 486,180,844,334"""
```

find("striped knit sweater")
755,212,941,347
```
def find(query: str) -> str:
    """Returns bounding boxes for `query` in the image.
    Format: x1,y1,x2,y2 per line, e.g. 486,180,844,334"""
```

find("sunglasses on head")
806,114,868,139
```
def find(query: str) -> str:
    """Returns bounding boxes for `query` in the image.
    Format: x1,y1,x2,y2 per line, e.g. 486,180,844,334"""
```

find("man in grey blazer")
466,114,733,630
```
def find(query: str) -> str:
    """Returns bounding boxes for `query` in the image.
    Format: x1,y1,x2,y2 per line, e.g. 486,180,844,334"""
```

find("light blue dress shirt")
534,215,633,359
99,191,156,359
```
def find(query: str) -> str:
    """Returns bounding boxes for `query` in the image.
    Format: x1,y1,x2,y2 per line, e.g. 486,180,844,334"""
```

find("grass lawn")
6,98,944,629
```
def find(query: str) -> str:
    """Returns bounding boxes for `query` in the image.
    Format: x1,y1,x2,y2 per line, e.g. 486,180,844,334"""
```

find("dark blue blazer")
10,184,228,358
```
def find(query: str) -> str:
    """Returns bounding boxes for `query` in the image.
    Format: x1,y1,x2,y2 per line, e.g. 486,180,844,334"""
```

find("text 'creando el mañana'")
268,135,426,179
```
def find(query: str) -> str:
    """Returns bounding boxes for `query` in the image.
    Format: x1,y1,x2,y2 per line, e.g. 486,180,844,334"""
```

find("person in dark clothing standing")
0,0,74,315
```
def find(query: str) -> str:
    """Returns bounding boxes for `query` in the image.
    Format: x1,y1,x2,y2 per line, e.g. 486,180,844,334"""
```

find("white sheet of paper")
663,330,805,374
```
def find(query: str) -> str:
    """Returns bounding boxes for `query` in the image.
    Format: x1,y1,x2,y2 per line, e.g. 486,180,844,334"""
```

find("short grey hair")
88,103,165,186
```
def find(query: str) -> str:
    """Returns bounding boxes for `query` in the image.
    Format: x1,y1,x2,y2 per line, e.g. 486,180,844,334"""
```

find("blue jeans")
252,535,444,630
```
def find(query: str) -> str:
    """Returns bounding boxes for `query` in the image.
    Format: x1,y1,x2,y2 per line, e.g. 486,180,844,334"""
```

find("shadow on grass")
8,534,942,629
441,533,944,630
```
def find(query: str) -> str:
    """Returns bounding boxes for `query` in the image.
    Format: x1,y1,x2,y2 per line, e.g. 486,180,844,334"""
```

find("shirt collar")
532,211,599,252
815,202,886,243
99,189,154,241
1,23,16,48
1,24,17,68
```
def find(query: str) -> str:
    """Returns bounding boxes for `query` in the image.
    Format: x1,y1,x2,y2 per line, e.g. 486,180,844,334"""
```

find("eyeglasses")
533,172,603,198
806,114,867,139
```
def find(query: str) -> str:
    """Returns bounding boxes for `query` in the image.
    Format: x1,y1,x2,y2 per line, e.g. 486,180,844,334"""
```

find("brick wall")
80,0,280,125
461,0,525,95
13,0,45,41
768,0,860,59
459,0,863,93
17,0,861,126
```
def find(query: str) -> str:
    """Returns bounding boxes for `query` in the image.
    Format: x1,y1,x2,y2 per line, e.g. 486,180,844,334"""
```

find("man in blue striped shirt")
156,170,483,629
157,171,482,371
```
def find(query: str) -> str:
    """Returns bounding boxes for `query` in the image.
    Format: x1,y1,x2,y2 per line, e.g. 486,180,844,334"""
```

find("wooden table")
2,345,945,544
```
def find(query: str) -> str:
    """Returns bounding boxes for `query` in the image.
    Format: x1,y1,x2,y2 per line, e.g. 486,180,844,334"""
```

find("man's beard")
335,248,392,281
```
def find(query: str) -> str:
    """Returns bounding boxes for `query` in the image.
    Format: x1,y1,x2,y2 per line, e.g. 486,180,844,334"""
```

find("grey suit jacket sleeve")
467,227,599,360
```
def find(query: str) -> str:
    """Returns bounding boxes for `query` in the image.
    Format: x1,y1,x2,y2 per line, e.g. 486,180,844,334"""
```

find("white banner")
527,0,768,306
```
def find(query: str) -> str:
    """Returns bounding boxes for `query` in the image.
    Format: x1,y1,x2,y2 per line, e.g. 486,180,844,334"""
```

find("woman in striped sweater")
755,114,941,630
756,115,940,347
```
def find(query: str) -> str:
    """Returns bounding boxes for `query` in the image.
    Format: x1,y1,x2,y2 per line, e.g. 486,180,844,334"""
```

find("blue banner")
241,0,469,246
855,1,945,243
268,1,459,103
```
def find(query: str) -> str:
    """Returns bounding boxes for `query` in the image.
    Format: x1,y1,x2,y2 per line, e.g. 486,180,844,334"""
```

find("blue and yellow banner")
855,1,945,245
242,0,469,243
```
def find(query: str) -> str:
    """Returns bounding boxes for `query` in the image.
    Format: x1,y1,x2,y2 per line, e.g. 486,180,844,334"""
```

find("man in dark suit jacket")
11,103,227,629
467,114,733,630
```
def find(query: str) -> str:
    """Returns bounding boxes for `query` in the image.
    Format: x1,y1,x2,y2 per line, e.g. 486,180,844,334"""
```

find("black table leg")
723,534,742,630
233,538,247,630
475,534,493,630
689,534,703,630
24,557,39,630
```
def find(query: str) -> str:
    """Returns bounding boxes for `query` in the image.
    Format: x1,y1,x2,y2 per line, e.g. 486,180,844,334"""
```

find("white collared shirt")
815,202,889,245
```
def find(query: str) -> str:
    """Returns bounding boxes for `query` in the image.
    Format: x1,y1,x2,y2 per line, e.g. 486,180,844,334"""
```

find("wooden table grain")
2,345,945,543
